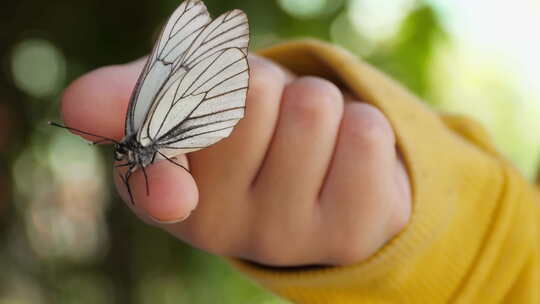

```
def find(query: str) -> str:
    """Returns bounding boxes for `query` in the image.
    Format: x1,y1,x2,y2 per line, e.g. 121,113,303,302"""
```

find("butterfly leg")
119,165,136,205
141,163,150,196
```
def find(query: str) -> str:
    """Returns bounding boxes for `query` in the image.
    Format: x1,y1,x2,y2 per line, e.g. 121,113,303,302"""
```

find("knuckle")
249,228,295,266
248,55,287,96
341,103,395,149
282,76,343,125
327,227,377,265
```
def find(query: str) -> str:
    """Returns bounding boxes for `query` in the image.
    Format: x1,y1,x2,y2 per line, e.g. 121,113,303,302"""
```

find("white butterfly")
51,0,250,203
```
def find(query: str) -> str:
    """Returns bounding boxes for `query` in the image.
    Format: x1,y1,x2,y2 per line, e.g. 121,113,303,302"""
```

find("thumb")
114,154,199,224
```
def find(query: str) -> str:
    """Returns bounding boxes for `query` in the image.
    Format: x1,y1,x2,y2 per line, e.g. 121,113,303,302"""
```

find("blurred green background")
1,0,539,303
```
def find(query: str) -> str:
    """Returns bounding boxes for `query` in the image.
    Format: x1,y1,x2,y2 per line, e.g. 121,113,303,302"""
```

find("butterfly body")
114,135,157,169
119,0,249,202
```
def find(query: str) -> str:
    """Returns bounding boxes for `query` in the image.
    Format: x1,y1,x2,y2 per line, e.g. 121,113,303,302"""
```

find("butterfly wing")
125,0,212,136
136,9,250,156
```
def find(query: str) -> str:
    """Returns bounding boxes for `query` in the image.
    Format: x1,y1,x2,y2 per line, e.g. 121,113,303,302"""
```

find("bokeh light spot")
278,0,342,19
348,0,416,44
48,131,103,182
10,38,66,98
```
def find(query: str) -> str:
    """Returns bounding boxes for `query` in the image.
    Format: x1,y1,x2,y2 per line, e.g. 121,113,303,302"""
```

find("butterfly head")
114,143,128,161
113,134,154,167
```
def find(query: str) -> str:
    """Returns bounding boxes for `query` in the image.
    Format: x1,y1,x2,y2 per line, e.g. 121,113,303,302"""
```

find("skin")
61,55,411,267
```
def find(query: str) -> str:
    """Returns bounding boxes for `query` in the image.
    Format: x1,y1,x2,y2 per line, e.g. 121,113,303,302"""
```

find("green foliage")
367,5,446,99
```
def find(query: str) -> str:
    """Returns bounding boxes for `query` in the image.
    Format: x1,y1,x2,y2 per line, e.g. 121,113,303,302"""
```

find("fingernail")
149,210,192,224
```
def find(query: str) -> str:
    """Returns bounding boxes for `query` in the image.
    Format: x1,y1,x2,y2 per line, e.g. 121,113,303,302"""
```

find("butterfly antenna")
48,121,120,144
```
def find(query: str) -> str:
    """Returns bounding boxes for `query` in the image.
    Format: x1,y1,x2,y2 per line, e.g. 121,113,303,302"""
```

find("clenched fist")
61,54,411,267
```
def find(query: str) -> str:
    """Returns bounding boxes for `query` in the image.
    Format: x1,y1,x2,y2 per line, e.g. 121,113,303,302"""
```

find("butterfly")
50,0,250,204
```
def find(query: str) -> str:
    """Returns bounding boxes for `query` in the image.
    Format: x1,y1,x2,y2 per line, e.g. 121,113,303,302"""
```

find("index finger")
60,58,146,142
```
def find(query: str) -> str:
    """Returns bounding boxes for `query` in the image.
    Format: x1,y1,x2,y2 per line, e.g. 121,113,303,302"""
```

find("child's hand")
61,55,411,266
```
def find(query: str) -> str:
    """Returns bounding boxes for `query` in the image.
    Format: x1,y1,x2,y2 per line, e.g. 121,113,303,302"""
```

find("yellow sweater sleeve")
228,40,540,303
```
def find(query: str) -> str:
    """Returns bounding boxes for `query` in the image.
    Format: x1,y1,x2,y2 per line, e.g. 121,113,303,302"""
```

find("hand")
61,54,411,266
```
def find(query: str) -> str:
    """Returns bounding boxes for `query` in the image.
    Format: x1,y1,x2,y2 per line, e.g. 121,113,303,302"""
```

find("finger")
166,56,295,255
60,59,146,141
62,58,199,224
114,155,198,224
253,76,343,207
156,55,294,247
189,55,294,187
319,102,399,263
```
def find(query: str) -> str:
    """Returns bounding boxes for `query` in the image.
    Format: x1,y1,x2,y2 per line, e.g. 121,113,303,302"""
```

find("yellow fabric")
228,40,540,303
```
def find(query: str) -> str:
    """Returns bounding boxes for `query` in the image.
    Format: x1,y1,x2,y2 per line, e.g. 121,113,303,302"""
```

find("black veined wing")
125,0,212,136
135,7,250,157
49,0,250,205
